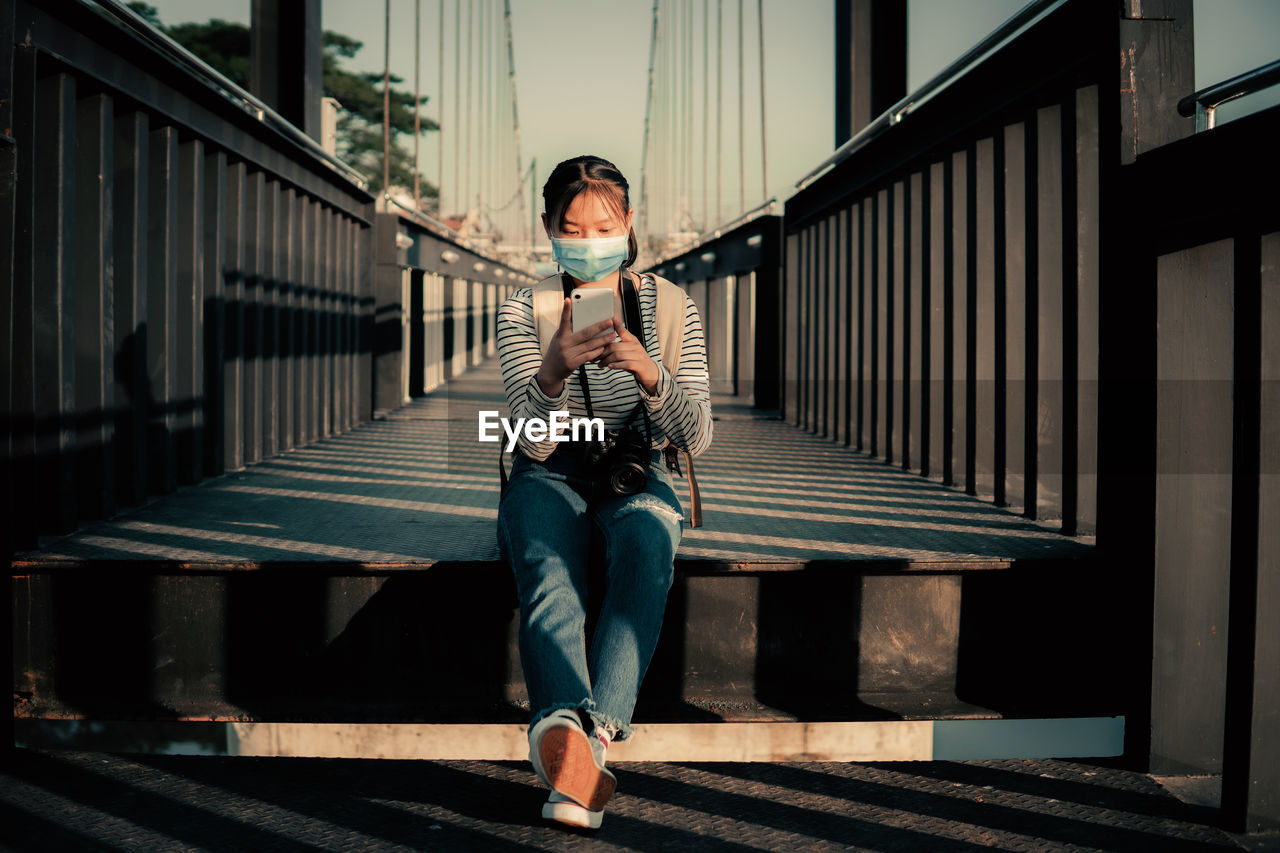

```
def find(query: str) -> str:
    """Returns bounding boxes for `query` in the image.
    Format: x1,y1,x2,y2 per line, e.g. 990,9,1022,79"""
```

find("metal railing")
796,0,1069,192
84,0,369,190
1177,57,1280,131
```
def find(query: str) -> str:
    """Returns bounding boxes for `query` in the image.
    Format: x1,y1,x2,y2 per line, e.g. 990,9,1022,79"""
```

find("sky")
148,0,1279,241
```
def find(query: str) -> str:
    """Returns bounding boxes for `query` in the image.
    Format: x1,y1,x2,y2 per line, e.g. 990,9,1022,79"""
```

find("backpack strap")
532,274,567,359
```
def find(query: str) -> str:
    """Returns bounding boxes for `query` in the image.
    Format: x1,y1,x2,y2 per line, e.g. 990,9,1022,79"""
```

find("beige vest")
529,271,702,528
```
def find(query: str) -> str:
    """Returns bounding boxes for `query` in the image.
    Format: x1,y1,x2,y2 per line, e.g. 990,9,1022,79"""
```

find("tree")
128,2,437,200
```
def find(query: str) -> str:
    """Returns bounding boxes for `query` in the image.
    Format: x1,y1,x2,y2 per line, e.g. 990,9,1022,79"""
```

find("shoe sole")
542,799,603,830
538,726,616,812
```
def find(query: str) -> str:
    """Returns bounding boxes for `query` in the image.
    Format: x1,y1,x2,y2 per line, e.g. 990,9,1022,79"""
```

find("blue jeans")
498,446,682,741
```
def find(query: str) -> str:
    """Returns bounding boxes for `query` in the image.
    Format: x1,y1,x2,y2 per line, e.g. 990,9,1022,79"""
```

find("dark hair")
543,155,639,271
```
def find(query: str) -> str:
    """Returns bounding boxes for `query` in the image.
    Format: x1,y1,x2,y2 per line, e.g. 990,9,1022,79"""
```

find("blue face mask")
550,234,630,282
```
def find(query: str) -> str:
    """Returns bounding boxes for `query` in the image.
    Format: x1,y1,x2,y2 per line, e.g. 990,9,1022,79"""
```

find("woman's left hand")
598,318,660,394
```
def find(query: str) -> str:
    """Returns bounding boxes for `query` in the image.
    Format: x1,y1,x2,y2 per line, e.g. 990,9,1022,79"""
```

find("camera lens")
610,462,647,496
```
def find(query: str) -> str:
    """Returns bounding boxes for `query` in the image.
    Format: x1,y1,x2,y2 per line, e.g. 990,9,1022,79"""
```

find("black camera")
586,427,652,496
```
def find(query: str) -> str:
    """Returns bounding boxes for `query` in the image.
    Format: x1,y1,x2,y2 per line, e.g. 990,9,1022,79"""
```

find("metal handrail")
796,0,1068,191
1177,58,1280,131
646,198,778,268
81,0,370,191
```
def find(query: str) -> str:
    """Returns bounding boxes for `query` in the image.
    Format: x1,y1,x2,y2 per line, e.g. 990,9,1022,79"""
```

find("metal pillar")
250,0,324,140
834,0,906,146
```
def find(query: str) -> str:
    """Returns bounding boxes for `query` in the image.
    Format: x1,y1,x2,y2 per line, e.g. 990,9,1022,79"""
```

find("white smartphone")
571,287,615,334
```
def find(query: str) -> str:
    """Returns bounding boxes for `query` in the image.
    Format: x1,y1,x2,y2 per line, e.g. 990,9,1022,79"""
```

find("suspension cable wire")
686,0,693,231
715,0,722,226
737,0,745,216
453,0,460,216
437,0,443,215
477,0,485,222
382,0,391,195
640,0,659,251
501,0,526,247
702,0,708,230
465,0,473,217
757,0,768,204
414,0,422,209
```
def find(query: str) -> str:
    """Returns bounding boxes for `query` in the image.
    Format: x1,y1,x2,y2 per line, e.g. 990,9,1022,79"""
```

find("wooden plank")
175,138,205,486
146,124,180,495
875,187,889,460
242,169,264,464
1240,230,1280,830
278,187,296,452
974,136,998,500
928,161,945,482
823,214,837,438
783,232,799,424
1075,85,1101,533
860,197,873,453
290,192,307,448
202,151,227,477
833,210,848,444
221,161,245,470
842,206,857,445
908,171,924,472
306,198,322,443
1151,238,1234,775
1004,121,1028,513
33,73,78,531
891,180,905,467
1036,104,1064,522
73,92,115,520
261,179,280,458
950,149,968,489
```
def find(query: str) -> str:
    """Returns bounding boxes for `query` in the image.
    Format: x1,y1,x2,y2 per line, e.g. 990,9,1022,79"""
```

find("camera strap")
571,272,655,444
565,272,700,527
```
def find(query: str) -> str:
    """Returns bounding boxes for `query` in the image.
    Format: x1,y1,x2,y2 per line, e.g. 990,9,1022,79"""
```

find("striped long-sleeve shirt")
496,274,714,462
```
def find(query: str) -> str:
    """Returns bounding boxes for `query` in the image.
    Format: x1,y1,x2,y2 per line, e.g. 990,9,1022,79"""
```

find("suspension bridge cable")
702,0,708,230
758,0,768,204
718,1,727,224
453,0,460,215
382,0,391,195
465,0,473,214
738,0,745,216
640,0,658,248
501,0,526,246
437,0,444,215
686,0,693,230
413,0,421,208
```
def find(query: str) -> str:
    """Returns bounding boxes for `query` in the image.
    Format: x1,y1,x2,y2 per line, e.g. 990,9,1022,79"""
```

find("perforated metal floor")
2,750,1264,852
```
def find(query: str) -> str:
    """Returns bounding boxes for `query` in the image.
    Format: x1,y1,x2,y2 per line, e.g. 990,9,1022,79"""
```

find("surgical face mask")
550,234,630,282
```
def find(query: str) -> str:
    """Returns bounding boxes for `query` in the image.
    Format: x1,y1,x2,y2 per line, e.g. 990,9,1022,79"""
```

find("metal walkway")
2,750,1265,852
16,360,1092,570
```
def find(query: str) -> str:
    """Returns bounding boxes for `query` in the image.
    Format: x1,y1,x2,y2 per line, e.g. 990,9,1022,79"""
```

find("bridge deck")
14,360,1092,571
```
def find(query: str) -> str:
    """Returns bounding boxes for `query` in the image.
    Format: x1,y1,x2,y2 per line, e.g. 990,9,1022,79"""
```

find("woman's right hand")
535,297,616,396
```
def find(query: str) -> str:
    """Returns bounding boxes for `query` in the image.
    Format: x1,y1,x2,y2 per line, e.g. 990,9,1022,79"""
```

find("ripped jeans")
497,446,682,741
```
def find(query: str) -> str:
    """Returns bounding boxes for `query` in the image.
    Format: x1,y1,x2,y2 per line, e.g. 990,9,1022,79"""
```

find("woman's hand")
535,297,615,396
598,317,660,394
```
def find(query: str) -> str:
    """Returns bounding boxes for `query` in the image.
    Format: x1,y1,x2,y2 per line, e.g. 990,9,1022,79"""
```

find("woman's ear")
541,212,551,239
625,208,635,233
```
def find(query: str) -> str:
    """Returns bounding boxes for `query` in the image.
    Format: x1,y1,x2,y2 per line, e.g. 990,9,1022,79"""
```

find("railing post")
250,0,324,141
74,92,116,520
1117,0,1195,165
34,72,79,531
834,0,906,146
373,213,406,411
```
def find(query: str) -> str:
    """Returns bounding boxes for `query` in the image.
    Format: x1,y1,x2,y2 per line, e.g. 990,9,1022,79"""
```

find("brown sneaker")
528,710,617,812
